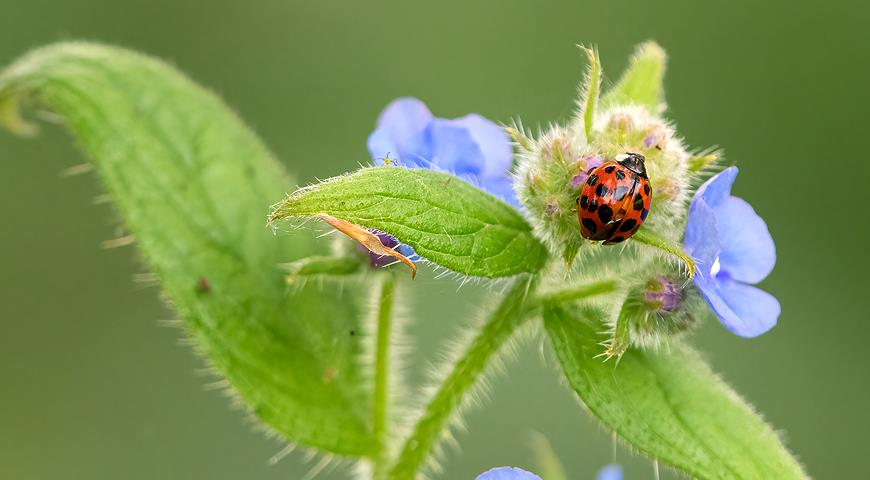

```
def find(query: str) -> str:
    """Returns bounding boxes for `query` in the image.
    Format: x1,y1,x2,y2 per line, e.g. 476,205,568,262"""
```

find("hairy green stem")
281,255,361,281
387,276,536,480
530,432,568,480
632,229,696,279
373,273,397,479
534,279,617,307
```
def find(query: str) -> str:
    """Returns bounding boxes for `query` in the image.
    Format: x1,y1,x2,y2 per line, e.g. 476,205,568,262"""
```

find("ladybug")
577,152,652,244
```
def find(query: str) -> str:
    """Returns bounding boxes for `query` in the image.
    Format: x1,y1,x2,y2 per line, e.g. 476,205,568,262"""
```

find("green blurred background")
1,1,867,478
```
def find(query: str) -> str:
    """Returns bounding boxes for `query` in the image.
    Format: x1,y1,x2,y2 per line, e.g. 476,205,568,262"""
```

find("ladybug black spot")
579,195,589,209
633,193,645,211
613,185,629,201
595,183,608,197
587,174,598,186
643,183,651,196
608,235,626,243
604,165,616,173
598,205,613,223
615,170,626,180
582,218,597,233
641,209,649,221
588,199,599,212
619,219,637,232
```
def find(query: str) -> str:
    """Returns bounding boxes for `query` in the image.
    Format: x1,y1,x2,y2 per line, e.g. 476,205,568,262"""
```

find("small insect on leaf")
317,213,417,278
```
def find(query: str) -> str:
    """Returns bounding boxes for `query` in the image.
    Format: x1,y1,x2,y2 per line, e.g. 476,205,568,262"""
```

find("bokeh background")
2,1,868,478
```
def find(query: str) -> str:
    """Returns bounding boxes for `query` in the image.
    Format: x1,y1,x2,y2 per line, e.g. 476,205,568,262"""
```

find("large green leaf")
0,42,374,455
544,305,807,480
270,167,548,278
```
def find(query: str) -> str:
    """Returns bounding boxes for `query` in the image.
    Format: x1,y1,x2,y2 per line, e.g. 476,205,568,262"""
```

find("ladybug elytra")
577,152,652,244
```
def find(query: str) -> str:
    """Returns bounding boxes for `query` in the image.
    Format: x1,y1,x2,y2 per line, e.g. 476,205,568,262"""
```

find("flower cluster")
365,54,779,338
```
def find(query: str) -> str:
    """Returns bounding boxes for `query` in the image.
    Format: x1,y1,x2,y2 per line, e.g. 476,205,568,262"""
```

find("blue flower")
596,464,623,480
367,97,517,206
684,166,779,337
476,464,622,480
475,467,542,480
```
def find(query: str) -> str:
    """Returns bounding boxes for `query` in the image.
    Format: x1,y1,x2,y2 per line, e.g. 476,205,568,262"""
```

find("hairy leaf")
0,42,374,455
270,167,548,278
602,41,667,111
544,305,807,480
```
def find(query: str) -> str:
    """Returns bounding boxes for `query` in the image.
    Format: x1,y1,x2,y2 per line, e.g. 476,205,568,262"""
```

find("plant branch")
632,229,696,279
534,279,618,307
373,272,397,478
387,275,537,480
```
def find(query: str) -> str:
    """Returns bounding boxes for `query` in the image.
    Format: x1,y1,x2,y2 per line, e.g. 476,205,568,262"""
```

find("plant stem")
373,273,397,479
534,279,618,307
632,229,696,279
387,276,537,480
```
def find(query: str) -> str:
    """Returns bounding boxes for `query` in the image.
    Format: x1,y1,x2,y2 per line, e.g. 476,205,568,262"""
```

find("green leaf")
0,42,374,456
579,45,602,141
544,305,807,480
602,41,667,111
270,167,549,278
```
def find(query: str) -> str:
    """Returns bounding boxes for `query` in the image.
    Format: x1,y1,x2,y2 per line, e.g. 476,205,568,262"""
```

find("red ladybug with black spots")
577,152,652,244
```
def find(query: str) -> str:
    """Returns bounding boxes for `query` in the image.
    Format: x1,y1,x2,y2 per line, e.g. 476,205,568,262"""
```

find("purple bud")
570,156,603,188
643,134,657,148
544,202,559,216
644,275,683,312
585,155,603,170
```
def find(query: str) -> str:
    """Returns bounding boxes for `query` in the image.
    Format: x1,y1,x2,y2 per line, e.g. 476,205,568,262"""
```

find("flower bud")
607,275,701,357
517,100,693,266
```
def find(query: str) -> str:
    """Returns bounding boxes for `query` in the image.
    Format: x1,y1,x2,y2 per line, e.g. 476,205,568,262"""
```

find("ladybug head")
617,152,648,179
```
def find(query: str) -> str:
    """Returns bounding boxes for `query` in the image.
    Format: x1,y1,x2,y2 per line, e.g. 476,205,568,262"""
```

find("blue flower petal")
716,196,776,284
368,97,517,203
466,174,519,207
406,118,486,176
475,467,542,480
710,279,780,337
684,197,720,269
696,165,738,208
686,166,780,337
694,272,778,338
596,464,623,480
367,97,432,164
451,113,513,177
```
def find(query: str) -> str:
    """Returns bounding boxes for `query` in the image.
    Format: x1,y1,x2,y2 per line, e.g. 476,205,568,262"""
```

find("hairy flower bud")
517,94,692,267
607,274,702,357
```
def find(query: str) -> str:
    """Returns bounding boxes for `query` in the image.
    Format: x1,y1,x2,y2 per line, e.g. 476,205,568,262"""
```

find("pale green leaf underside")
272,167,548,278
602,41,667,111
544,305,807,480
0,42,374,455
